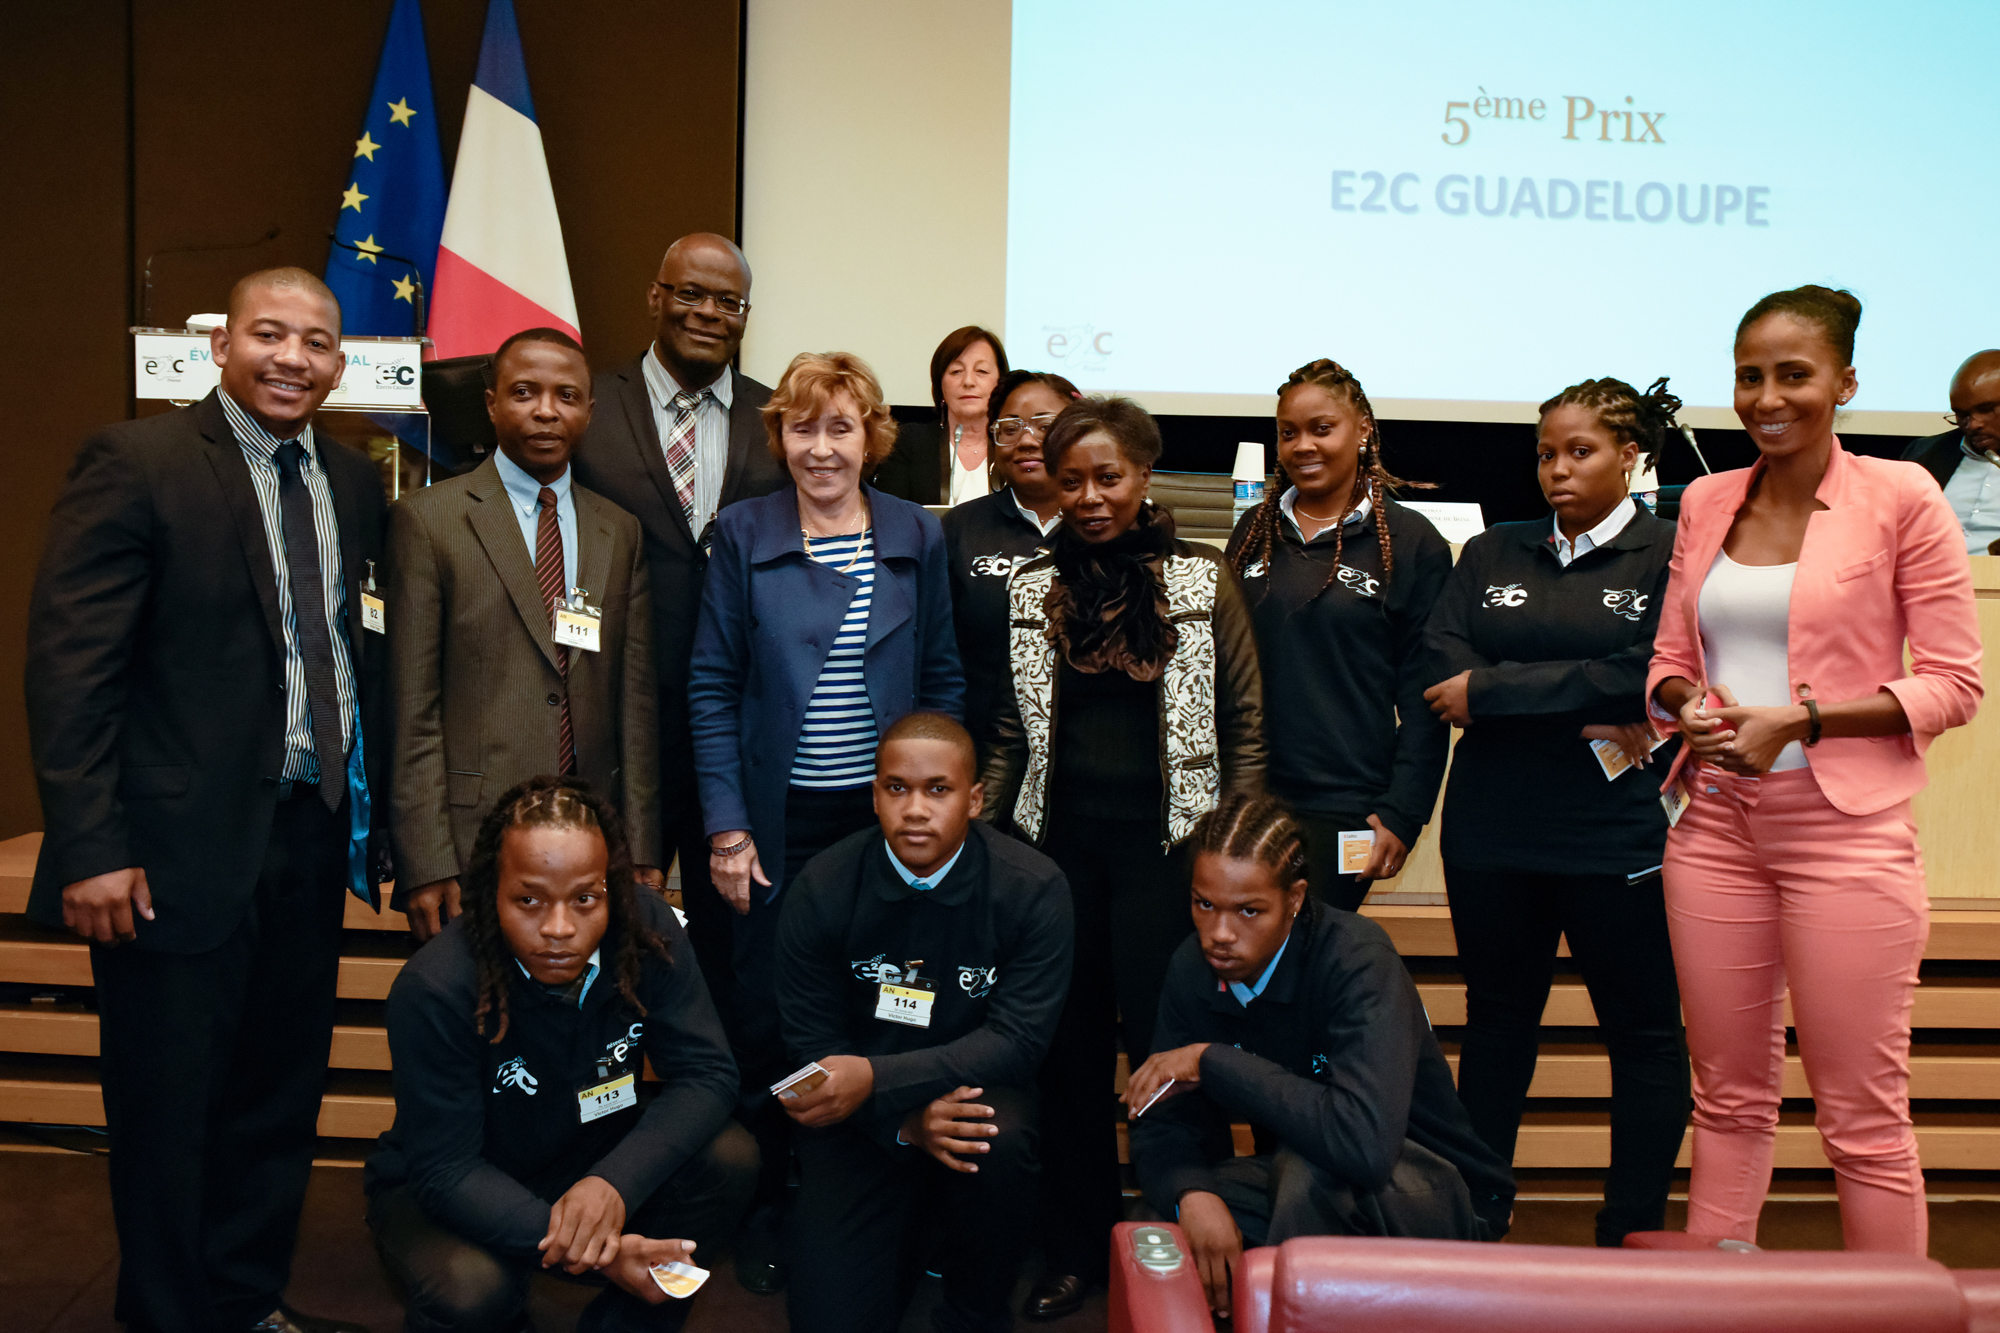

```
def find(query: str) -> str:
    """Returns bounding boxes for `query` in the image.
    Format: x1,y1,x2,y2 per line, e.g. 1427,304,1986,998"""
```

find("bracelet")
710,835,753,858
1803,698,1822,747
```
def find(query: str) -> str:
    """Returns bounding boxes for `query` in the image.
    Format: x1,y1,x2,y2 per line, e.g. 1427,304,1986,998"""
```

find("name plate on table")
131,329,426,410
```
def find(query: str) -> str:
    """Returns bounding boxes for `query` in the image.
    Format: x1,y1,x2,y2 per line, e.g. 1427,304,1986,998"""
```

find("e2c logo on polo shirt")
494,1057,539,1096
1602,589,1648,621
1484,583,1529,608
1337,566,1382,598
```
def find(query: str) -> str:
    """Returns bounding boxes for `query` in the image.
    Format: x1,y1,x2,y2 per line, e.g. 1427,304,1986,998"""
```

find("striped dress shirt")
790,530,878,788
218,390,357,782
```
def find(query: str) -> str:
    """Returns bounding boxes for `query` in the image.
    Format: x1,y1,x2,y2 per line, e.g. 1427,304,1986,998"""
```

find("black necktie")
275,441,346,813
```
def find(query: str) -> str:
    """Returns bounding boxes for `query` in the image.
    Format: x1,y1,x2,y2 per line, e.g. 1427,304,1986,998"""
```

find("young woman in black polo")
1226,359,1453,909
1421,378,1691,1248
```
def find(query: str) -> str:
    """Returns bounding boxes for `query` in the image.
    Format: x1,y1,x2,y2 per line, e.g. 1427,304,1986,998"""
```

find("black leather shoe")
734,1205,787,1295
247,1306,370,1333
1023,1274,1087,1321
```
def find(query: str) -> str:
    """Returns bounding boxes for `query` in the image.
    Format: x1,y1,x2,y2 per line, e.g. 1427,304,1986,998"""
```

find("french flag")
428,0,579,359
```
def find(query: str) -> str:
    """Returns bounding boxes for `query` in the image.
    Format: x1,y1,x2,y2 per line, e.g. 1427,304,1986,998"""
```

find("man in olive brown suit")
389,327,662,937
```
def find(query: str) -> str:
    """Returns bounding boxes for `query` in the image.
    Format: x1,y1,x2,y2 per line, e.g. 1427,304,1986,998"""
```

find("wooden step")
0,1005,392,1069
0,1060,396,1139
1441,1051,2000,1101
1513,1119,2000,1172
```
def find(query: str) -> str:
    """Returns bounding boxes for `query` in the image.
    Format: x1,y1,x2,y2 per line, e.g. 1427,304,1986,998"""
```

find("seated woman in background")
872,325,1007,505
943,368,1079,758
366,777,754,1333
1226,358,1453,909
980,395,1264,1320
1422,377,1690,1247
1126,792,1513,1319
1651,286,1981,1253
687,351,964,1291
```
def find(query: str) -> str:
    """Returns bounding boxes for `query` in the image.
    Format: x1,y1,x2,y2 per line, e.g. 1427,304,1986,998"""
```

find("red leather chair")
1108,1221,2000,1333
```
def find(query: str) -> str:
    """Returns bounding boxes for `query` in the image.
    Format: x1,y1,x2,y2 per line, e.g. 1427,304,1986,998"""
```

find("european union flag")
326,0,445,338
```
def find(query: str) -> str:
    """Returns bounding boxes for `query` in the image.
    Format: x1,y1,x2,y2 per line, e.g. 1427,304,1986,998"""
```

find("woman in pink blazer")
1648,285,1982,1253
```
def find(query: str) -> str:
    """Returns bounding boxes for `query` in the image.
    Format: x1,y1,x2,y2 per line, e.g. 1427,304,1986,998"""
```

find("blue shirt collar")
493,446,571,520
884,837,967,892
516,947,600,1006
1227,932,1293,1007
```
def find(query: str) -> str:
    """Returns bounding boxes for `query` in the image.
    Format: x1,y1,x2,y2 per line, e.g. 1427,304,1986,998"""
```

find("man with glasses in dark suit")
570,233,786,1266
1903,349,2000,553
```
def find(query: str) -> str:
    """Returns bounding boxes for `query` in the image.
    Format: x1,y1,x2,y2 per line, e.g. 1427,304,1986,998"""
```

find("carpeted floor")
6,1149,1997,1333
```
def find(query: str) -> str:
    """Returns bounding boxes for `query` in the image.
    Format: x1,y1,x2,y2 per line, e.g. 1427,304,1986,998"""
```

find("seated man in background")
366,777,754,1333
1903,349,2000,552
774,713,1073,1333
1125,792,1514,1318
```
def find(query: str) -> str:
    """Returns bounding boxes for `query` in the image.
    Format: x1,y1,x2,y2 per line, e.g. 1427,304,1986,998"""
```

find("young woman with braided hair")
1422,376,1689,1248
1125,790,1512,1317
1226,358,1453,909
367,776,756,1333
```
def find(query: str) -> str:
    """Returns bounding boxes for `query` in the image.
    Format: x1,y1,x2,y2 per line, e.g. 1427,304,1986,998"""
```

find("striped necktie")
535,486,575,775
665,389,705,534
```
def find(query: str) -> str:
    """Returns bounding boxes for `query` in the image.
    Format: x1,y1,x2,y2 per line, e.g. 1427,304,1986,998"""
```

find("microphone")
1678,423,1713,475
327,230,426,339
140,226,280,327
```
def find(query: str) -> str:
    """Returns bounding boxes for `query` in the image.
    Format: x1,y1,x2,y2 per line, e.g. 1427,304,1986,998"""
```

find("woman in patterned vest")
978,394,1265,1319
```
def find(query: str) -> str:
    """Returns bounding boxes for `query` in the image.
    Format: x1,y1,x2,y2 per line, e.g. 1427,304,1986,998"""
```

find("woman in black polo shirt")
1226,358,1453,909
942,369,1078,758
1421,377,1691,1248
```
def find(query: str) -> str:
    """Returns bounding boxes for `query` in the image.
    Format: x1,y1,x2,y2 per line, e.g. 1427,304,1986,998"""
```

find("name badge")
1337,829,1375,875
1662,778,1692,828
553,587,602,653
577,1071,636,1123
360,561,386,634
875,978,936,1028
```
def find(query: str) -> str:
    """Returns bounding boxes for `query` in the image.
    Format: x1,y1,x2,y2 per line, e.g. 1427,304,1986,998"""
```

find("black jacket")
1424,510,1679,875
571,359,787,811
26,392,390,951
872,419,952,505
942,487,1055,757
1224,498,1452,845
1132,900,1514,1232
1903,429,1964,491
365,893,737,1257
776,822,1073,1151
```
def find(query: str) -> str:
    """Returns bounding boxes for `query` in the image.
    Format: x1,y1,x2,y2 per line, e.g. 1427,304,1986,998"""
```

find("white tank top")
1697,549,1807,771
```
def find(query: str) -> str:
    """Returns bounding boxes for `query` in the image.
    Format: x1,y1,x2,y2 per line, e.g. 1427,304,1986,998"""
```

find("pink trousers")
1662,765,1929,1253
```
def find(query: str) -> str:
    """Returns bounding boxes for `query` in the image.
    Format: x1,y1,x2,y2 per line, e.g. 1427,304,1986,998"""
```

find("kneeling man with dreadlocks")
366,777,755,1333
1124,792,1515,1318
774,713,1073,1333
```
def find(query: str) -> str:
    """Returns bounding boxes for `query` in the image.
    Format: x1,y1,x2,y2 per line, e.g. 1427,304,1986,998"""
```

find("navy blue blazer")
688,484,964,880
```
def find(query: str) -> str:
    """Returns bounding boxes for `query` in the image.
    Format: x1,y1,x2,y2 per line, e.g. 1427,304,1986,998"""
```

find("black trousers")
1207,1139,1489,1245
1036,813,1191,1282
669,796,736,1034
91,789,347,1333
734,785,879,1208
1293,808,1376,912
787,1086,1040,1333
1444,864,1691,1244
367,1122,759,1333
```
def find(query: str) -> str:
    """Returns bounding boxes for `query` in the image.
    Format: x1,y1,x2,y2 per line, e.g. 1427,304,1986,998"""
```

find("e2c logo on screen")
1041,325,1113,375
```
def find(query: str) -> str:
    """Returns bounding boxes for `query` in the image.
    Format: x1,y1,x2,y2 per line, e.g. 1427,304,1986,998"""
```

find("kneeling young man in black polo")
775,712,1073,1333
366,778,755,1333
1126,792,1515,1318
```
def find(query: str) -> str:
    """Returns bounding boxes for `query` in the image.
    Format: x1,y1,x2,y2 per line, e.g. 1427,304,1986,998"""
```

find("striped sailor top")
790,529,879,788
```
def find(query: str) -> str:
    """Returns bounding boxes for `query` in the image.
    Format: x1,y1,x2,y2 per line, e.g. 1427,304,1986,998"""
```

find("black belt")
271,777,321,803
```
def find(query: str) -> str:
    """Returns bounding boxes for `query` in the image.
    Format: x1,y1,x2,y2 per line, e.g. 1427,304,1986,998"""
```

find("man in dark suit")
27,268,386,1333
571,233,785,1013
389,328,662,938
1903,349,2000,553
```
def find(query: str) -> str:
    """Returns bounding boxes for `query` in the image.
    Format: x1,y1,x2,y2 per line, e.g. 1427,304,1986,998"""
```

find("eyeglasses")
655,282,750,318
992,414,1059,443
1946,403,1999,428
